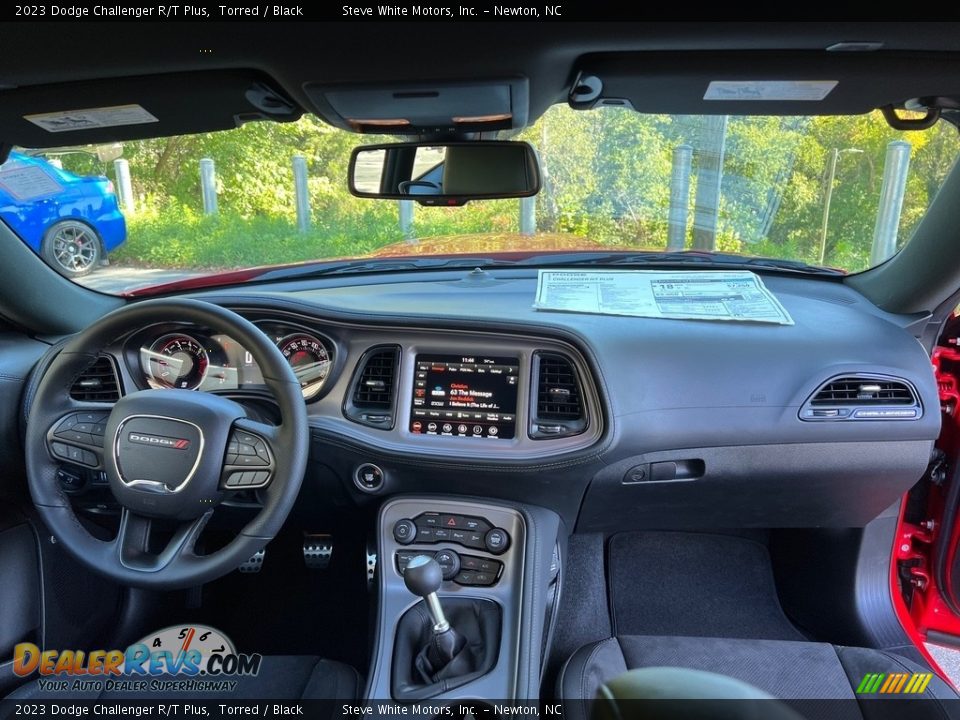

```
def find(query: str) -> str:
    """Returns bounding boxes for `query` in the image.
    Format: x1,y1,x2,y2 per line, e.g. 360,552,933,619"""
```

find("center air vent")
800,374,920,421
344,346,400,429
530,352,587,439
70,356,121,402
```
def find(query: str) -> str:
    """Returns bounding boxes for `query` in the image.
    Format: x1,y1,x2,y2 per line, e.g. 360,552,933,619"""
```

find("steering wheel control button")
484,527,510,555
393,518,417,545
433,549,461,580
51,442,70,459
221,428,273,488
56,468,84,493
354,463,384,492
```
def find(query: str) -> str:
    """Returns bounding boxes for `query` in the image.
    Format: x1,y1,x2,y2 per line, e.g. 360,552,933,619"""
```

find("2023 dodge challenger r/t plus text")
3,17,960,720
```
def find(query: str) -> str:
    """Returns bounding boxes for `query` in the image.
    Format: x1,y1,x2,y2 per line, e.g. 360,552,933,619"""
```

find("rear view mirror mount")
348,141,540,206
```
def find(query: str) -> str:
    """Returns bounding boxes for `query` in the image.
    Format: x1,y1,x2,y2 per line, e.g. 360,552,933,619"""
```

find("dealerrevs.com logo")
13,625,259,693
128,432,190,450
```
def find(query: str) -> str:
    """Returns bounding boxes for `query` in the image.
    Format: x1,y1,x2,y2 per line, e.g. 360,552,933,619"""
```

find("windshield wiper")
254,256,513,282
514,251,845,276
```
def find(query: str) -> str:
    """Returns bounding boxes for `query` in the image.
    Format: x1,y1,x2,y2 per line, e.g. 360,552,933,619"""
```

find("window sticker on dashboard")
534,270,794,325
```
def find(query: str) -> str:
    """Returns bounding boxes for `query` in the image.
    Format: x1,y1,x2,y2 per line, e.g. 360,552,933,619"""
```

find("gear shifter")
403,555,451,632
403,555,466,675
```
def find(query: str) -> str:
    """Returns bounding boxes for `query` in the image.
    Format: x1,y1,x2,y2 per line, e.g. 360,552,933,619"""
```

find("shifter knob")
403,555,449,633
404,555,443,597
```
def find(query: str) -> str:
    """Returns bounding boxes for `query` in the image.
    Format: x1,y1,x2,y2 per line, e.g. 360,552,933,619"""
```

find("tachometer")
277,333,332,398
144,334,209,390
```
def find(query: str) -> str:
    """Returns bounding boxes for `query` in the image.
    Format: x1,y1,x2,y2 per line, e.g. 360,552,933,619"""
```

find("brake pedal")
303,534,333,569
239,548,265,574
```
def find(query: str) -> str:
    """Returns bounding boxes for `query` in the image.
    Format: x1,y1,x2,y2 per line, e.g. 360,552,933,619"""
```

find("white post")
399,200,415,242
818,148,839,265
519,196,536,236
199,158,218,215
692,116,728,251
113,158,135,214
667,144,693,250
293,155,311,233
870,141,912,266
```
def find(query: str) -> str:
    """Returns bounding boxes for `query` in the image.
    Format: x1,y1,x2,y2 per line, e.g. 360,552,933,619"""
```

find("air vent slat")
800,374,920,422
345,346,400,430
353,349,398,408
70,356,121,402
532,352,587,438
811,378,915,405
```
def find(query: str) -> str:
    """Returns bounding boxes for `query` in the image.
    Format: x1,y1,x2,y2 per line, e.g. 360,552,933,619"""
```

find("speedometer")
277,333,332,399
145,334,209,390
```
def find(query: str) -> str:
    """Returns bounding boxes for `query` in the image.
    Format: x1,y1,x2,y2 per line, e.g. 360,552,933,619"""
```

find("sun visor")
568,52,960,116
304,78,529,134
0,70,302,149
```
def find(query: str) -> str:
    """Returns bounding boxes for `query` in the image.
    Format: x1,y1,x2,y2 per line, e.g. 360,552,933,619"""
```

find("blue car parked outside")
0,151,126,277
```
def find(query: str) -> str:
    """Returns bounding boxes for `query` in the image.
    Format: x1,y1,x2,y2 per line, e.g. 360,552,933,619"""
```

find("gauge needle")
181,627,195,654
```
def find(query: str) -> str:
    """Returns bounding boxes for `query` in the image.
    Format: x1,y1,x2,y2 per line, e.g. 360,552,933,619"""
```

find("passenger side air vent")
530,352,588,439
800,374,920,421
343,346,400,429
70,356,121,402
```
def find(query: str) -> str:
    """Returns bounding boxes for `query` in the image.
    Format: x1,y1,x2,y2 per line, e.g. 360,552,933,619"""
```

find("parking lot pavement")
77,265,207,294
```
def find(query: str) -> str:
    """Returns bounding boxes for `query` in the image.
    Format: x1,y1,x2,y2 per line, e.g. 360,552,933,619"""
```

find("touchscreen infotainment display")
410,354,519,439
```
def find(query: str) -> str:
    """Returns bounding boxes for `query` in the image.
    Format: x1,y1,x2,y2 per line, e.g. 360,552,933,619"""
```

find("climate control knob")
433,549,461,580
393,518,417,545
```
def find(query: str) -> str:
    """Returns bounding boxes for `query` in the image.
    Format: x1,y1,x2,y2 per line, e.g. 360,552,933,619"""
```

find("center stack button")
393,518,417,545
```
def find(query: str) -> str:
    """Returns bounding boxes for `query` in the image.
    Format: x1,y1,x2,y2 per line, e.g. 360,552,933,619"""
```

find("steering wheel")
24,299,309,589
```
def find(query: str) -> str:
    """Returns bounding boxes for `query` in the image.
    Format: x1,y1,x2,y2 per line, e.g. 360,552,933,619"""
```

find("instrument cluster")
137,321,334,400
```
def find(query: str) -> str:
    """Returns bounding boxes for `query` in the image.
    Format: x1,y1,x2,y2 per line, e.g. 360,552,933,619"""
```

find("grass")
112,210,397,270
111,199,531,270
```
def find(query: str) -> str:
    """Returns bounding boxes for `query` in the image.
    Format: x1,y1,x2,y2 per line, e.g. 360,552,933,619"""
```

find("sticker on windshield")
24,104,158,133
704,80,838,102
0,164,63,200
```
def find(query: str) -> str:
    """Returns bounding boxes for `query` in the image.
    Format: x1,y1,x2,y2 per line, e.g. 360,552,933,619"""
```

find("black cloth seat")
559,635,960,720
7,655,360,701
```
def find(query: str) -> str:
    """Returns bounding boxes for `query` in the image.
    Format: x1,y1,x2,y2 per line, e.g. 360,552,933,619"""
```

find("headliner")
3,22,960,146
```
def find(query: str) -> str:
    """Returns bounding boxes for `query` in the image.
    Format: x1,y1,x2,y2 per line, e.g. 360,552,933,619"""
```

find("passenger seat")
559,635,960,720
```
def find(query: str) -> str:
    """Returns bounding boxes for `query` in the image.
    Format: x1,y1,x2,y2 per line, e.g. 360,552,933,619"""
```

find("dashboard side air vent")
530,352,588,439
800,374,921,421
343,345,400,429
70,356,121,402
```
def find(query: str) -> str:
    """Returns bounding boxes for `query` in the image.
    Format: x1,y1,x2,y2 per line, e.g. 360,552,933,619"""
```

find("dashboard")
68,269,944,531
115,312,603,461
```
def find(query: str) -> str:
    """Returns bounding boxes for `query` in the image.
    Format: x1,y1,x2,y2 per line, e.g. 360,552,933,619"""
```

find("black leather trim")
392,598,501,700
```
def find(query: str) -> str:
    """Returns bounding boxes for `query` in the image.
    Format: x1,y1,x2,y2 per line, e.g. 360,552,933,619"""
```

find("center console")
367,497,562,701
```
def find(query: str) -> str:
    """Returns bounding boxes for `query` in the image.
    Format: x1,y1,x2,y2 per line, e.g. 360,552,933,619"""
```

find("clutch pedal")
303,533,333,569
239,548,265,574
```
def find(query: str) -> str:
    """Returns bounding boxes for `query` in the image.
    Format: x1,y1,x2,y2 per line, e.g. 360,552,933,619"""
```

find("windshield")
3,106,956,294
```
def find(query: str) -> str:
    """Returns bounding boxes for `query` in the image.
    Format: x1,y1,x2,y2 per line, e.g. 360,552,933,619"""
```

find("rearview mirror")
348,141,540,205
